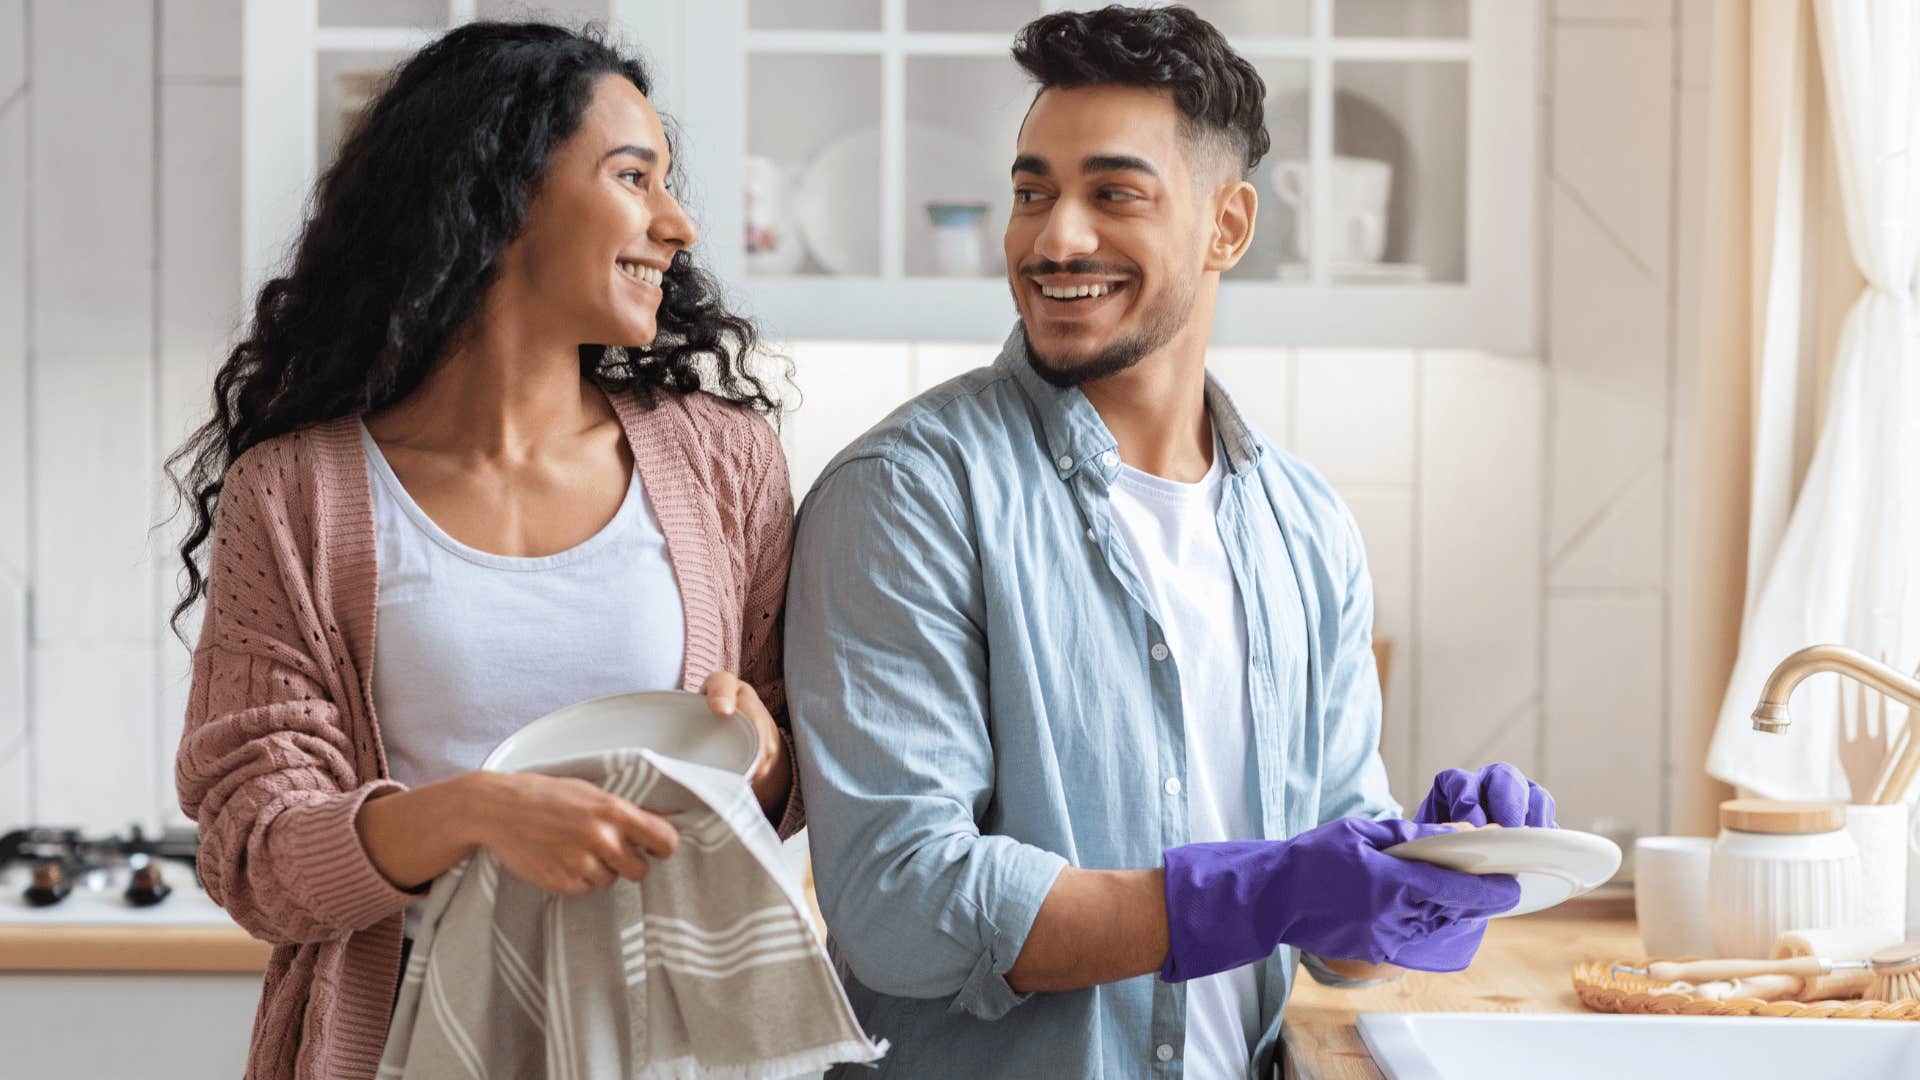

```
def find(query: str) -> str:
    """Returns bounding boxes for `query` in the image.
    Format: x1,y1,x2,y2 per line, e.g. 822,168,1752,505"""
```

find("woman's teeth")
1039,282,1114,300
618,261,663,287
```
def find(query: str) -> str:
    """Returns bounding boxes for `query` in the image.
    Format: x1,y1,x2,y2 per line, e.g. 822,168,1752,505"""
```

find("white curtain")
1708,0,1920,799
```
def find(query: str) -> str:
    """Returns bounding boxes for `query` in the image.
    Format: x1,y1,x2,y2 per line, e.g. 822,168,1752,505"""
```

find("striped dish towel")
378,749,885,1079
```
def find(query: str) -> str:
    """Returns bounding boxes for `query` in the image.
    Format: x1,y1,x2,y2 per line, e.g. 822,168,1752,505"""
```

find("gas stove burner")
24,860,71,907
126,859,173,907
1,824,202,909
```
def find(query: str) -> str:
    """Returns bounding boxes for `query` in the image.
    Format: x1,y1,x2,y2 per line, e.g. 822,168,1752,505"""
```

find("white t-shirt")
360,422,686,933
1108,434,1259,1080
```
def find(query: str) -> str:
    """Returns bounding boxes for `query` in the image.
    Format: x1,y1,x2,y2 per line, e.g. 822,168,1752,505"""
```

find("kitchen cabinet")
243,1,1539,349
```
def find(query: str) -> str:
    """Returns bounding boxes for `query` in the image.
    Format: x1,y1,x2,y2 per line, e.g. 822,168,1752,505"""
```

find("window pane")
746,53,883,276
1328,61,1468,284
907,0,1044,33
1335,0,1469,38
903,55,1031,278
316,51,410,168
319,0,447,28
748,0,882,32
1226,58,1310,282
1177,0,1311,37
476,1,611,22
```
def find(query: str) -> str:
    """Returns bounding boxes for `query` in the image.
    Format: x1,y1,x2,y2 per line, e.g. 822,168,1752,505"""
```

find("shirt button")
1164,776,1182,796
1085,527,1096,541
1150,643,1169,662
1100,450,1118,468
1057,455,1074,472
1155,1043,1175,1062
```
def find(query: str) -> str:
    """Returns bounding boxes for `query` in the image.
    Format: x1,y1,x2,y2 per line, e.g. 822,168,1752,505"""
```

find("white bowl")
480,690,760,776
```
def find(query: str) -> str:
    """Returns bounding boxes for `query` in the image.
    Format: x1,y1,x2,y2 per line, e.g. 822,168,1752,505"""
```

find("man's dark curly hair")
165,21,783,639
1011,4,1270,178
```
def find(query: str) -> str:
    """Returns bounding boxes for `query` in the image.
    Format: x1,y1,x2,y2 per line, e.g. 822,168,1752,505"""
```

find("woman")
167,23,800,1080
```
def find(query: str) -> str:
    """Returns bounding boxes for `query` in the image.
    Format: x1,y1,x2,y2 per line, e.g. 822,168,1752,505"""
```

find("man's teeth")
618,261,663,286
1039,282,1115,300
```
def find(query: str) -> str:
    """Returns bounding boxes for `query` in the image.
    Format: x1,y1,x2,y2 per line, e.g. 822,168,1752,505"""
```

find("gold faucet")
1751,644,1920,733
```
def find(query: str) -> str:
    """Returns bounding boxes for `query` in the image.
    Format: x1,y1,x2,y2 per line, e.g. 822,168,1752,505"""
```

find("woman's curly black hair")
166,21,783,639
1011,4,1270,177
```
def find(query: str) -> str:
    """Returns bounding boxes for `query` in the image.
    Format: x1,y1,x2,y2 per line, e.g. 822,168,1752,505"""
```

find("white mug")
1908,800,1920,937
1845,802,1909,941
1269,155,1392,264
1634,836,1716,958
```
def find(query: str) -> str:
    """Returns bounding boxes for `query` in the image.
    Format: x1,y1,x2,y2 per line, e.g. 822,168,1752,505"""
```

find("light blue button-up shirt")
786,329,1399,1078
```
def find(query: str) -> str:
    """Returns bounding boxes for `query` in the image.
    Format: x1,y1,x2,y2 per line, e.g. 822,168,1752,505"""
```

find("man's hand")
1414,763,1557,828
1160,818,1520,983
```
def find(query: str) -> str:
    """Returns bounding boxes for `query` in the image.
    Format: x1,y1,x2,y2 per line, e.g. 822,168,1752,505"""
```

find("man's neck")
1080,334,1213,483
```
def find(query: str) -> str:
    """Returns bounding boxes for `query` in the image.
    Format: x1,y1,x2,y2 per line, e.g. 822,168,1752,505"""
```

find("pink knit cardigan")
176,388,802,1080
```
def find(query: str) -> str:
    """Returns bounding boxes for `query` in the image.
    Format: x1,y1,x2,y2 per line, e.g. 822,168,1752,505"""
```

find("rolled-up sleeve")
786,452,1068,1021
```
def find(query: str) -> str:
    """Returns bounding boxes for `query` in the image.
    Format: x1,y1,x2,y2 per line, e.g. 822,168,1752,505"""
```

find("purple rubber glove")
1160,817,1521,982
1415,762,1557,828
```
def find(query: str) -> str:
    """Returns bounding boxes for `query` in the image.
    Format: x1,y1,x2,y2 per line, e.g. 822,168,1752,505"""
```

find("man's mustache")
1017,258,1135,279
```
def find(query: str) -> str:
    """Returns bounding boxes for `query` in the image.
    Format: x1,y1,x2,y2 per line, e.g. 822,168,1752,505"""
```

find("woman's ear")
1204,179,1258,273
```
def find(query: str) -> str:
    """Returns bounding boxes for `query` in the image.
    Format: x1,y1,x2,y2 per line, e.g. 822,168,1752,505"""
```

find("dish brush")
1865,942,1920,1002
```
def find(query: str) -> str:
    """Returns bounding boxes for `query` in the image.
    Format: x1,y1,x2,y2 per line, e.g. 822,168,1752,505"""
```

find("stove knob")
24,860,72,907
126,862,173,907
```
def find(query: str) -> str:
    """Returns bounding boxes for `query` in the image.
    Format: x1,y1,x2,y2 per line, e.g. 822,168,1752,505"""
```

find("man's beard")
1019,275,1196,389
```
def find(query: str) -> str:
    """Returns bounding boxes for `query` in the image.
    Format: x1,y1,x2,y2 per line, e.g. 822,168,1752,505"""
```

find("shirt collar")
995,323,1265,481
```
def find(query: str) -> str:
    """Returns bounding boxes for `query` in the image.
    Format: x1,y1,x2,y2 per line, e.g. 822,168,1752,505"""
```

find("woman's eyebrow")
602,144,658,163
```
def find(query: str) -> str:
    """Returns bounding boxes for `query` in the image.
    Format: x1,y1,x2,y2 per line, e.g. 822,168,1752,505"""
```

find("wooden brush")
1865,942,1920,1002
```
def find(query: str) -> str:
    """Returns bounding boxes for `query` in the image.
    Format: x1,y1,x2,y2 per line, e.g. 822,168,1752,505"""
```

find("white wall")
0,0,1707,841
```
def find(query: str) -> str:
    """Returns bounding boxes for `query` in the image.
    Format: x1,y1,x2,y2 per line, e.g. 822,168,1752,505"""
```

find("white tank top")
360,420,687,792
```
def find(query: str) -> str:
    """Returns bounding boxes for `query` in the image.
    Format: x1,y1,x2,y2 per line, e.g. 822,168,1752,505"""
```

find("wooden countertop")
1281,903,1641,1080
0,924,270,974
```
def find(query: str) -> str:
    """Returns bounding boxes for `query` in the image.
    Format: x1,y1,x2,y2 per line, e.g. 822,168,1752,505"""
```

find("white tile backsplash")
1340,485,1417,800
1551,21,1674,280
782,340,916,499
1550,459,1666,590
160,0,242,81
0,103,25,580
31,353,158,645
28,1,155,355
1547,183,1669,404
1548,373,1666,559
0,576,24,756
1292,350,1416,486
1543,590,1665,836
32,643,160,833
0,1,23,105
0,737,25,829
911,342,998,393
1416,351,1545,784
1207,347,1292,450
159,82,243,379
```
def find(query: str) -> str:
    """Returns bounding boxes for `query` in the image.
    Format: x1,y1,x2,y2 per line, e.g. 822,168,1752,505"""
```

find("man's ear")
1203,178,1257,272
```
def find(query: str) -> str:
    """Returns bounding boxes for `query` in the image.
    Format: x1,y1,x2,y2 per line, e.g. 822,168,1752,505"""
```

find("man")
786,7,1556,1077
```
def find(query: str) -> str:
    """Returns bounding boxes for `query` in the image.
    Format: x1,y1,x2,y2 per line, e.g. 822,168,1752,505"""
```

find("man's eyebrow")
1083,154,1159,178
602,144,658,164
1012,154,1049,178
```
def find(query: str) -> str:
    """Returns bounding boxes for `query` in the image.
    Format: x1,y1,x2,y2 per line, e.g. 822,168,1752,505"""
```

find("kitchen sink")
1357,1012,1920,1079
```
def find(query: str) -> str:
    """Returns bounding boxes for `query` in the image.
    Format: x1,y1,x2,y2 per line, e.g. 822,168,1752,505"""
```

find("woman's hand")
702,671,792,821
468,771,679,894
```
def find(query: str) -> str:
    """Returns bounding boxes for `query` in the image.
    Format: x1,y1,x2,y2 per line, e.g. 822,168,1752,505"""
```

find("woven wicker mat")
1574,959,1920,1020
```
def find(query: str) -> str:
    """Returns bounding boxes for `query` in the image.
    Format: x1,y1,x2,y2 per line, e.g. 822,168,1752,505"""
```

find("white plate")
480,690,760,777
1384,827,1623,918
793,123,1009,277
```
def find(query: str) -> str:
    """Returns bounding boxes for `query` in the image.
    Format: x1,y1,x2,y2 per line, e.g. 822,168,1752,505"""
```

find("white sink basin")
1357,1012,1920,1079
